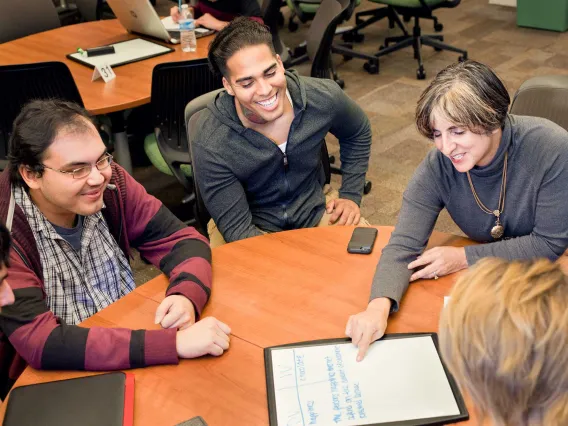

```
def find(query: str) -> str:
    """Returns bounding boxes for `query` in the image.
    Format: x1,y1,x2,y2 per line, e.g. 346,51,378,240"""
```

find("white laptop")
106,0,214,45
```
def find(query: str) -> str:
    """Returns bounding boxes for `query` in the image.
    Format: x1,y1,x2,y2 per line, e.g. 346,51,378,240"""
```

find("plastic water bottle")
179,4,197,53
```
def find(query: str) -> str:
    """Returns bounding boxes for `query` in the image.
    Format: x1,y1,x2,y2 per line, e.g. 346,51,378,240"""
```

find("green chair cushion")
287,0,361,15
368,0,445,7
143,133,192,177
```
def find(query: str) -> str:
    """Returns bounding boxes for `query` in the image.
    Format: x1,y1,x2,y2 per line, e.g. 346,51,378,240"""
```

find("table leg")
108,112,133,175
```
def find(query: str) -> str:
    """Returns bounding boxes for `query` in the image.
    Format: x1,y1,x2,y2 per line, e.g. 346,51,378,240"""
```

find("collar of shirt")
14,186,106,242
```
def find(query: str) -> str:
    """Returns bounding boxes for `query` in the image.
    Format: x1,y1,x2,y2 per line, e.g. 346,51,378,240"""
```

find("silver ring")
434,273,439,280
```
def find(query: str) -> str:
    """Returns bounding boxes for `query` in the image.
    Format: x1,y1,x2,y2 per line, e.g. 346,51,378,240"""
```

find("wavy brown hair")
416,60,510,139
440,258,568,426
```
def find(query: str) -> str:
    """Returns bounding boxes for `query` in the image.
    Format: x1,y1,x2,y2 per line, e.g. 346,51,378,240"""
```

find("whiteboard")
67,38,173,69
265,335,467,426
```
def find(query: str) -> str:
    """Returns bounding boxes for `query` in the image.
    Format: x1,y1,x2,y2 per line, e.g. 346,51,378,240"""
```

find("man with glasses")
0,100,230,399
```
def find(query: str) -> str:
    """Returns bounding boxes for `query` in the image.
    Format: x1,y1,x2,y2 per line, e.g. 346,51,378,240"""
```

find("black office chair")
299,0,379,86
262,0,292,67
184,89,224,234
343,2,444,45
0,0,60,43
370,0,467,80
74,0,115,21
287,0,380,76
0,62,84,171
144,59,223,219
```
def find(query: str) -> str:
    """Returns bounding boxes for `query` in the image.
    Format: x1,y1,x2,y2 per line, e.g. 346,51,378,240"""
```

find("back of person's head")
439,258,568,426
8,99,94,187
415,60,510,140
0,221,10,269
208,17,276,78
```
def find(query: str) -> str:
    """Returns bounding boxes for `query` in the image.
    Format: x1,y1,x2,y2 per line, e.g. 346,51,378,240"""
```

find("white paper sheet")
270,336,460,425
68,38,171,68
161,16,214,34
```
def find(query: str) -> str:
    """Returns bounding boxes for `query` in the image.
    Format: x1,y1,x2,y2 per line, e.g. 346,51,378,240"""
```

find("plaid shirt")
14,186,135,325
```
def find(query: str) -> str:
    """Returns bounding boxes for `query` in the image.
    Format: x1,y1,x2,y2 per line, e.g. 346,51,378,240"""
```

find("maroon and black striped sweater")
0,164,212,398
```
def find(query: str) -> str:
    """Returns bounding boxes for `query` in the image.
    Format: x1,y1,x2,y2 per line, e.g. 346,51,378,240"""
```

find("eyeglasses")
42,154,113,179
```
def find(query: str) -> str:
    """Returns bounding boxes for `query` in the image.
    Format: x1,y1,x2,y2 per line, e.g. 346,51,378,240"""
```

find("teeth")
257,94,277,107
452,154,464,160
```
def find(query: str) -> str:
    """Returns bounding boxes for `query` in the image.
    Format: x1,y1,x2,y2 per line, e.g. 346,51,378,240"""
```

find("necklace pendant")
493,210,500,218
491,218,504,239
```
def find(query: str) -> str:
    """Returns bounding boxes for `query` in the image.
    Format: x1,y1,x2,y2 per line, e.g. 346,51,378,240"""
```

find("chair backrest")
75,0,100,21
306,0,350,79
184,89,225,232
262,0,291,66
0,0,60,44
151,59,223,193
510,75,568,132
0,62,83,170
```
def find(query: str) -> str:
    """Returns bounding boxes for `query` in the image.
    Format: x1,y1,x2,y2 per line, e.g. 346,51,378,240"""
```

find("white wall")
489,0,517,7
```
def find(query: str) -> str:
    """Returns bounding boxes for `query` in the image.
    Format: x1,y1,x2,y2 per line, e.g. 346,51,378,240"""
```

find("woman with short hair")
439,257,568,426
345,60,568,360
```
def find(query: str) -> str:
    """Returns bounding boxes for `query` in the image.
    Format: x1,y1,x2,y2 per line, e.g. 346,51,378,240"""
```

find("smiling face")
222,44,287,126
431,108,502,173
20,119,112,227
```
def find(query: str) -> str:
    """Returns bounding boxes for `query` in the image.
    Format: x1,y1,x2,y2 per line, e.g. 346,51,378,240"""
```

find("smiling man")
192,18,373,245
0,100,230,399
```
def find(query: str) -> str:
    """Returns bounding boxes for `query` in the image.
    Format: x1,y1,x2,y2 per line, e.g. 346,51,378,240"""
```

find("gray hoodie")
192,70,372,243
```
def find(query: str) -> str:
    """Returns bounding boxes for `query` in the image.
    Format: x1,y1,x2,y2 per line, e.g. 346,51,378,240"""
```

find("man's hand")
408,246,467,282
326,198,361,226
155,295,196,329
345,297,391,361
195,13,228,31
176,317,231,358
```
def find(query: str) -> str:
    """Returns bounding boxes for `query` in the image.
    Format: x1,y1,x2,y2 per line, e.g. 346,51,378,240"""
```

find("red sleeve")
0,247,178,371
119,167,212,318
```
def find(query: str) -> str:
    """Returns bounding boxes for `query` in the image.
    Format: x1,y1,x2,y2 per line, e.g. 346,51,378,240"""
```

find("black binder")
3,372,134,426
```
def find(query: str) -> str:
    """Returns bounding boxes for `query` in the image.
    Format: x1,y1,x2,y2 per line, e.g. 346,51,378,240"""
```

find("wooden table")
0,19,212,172
0,19,211,115
0,226,478,425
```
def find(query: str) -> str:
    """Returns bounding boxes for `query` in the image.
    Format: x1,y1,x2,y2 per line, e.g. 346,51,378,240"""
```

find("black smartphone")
175,416,208,426
347,227,378,254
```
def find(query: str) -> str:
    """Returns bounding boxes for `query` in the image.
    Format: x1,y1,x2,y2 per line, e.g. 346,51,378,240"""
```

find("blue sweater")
192,71,372,242
371,114,568,310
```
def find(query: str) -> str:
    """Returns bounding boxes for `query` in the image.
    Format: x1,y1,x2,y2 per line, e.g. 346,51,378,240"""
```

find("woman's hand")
408,246,468,281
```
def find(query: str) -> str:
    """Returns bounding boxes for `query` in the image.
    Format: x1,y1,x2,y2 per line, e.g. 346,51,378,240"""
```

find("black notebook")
3,372,134,426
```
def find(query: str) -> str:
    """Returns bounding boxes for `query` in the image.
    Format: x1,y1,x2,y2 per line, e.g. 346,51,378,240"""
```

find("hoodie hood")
206,70,307,134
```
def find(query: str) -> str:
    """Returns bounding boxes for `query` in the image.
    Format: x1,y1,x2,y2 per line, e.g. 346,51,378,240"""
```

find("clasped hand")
326,198,361,226
407,246,467,281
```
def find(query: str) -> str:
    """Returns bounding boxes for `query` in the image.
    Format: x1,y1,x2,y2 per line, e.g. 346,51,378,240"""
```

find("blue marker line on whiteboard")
292,349,306,426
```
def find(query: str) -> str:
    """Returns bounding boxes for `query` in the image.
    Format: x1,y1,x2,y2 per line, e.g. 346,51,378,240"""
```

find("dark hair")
7,99,94,187
416,60,510,139
207,17,276,78
0,222,10,268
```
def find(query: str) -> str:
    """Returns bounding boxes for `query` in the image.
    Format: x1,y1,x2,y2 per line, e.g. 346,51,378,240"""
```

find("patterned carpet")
132,0,568,284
